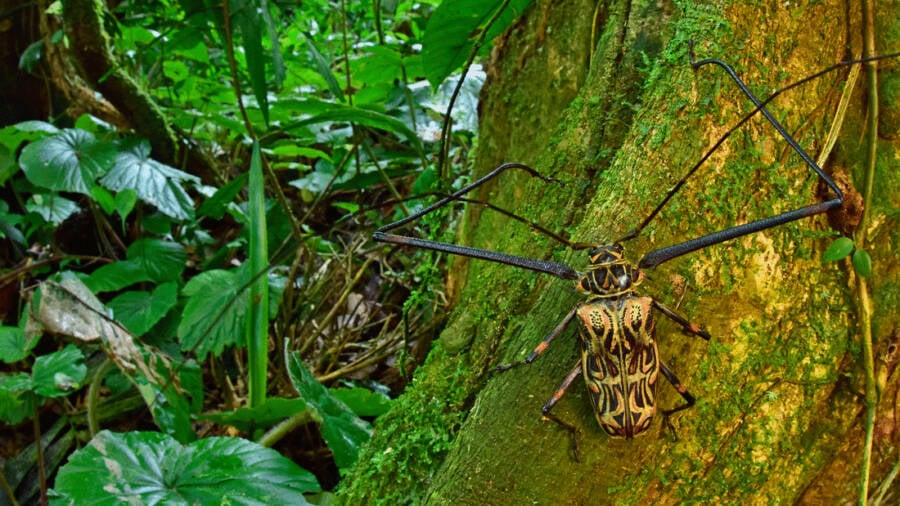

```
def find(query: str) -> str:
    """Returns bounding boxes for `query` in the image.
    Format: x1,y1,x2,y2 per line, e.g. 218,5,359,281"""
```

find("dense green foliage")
0,0,534,502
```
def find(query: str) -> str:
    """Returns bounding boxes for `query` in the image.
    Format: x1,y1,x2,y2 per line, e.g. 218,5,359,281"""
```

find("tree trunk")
341,0,900,503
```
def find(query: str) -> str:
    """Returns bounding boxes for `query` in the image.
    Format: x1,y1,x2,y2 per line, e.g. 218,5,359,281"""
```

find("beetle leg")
652,299,710,340
658,360,696,440
494,306,578,372
540,359,584,461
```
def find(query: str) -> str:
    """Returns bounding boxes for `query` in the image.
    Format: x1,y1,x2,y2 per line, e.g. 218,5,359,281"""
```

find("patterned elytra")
577,295,659,438
575,244,659,438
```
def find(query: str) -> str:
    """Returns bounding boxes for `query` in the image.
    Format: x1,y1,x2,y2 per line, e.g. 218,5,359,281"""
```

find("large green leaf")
126,238,188,283
108,282,179,336
31,345,86,398
51,431,320,505
287,351,372,469
0,325,40,364
19,129,116,194
100,139,199,220
83,259,152,293
422,0,534,88
85,238,185,293
25,194,79,225
178,268,246,359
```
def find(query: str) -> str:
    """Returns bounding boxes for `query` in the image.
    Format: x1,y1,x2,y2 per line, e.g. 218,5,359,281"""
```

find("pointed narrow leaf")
19,129,115,194
247,142,268,407
304,34,344,101
287,351,372,469
289,103,424,154
233,0,270,125
51,431,320,505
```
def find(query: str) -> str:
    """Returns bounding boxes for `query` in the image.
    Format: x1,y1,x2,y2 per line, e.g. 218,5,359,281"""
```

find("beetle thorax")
576,243,644,297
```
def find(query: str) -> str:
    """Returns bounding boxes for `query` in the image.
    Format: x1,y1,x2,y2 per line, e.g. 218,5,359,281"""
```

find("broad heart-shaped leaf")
26,194,79,225
126,238,187,283
84,238,186,293
50,430,320,505
108,282,178,336
0,325,40,364
83,259,152,293
178,268,246,359
287,351,372,469
100,139,199,220
31,345,86,398
422,0,534,88
19,128,116,194
178,265,285,360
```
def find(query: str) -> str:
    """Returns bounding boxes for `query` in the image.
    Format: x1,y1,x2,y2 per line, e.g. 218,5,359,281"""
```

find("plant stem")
857,0,878,503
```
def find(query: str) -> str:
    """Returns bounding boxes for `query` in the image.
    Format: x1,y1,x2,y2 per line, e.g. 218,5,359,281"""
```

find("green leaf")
197,397,309,432
126,238,187,283
232,0,272,125
287,102,424,154
0,373,34,424
822,236,854,262
31,345,86,398
90,185,115,214
196,172,248,219
19,39,44,72
108,282,179,336
304,34,344,101
100,139,199,220
0,326,40,363
115,188,138,221
287,351,372,469
19,129,116,194
83,259,152,293
178,268,246,359
51,431,320,504
852,248,872,278
422,0,534,88
247,142,269,407
330,387,392,417
26,194,79,225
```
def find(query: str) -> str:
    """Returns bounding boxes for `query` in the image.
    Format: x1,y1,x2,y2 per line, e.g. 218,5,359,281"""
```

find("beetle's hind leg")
658,361,696,441
540,359,583,461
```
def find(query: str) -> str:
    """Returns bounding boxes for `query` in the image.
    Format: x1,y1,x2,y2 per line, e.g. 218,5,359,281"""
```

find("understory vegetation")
0,0,532,502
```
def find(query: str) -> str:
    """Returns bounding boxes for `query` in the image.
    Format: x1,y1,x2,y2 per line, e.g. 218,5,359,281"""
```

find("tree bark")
61,0,220,185
341,0,900,503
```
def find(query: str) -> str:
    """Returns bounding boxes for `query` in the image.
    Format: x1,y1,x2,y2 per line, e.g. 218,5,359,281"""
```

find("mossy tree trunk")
341,0,900,503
